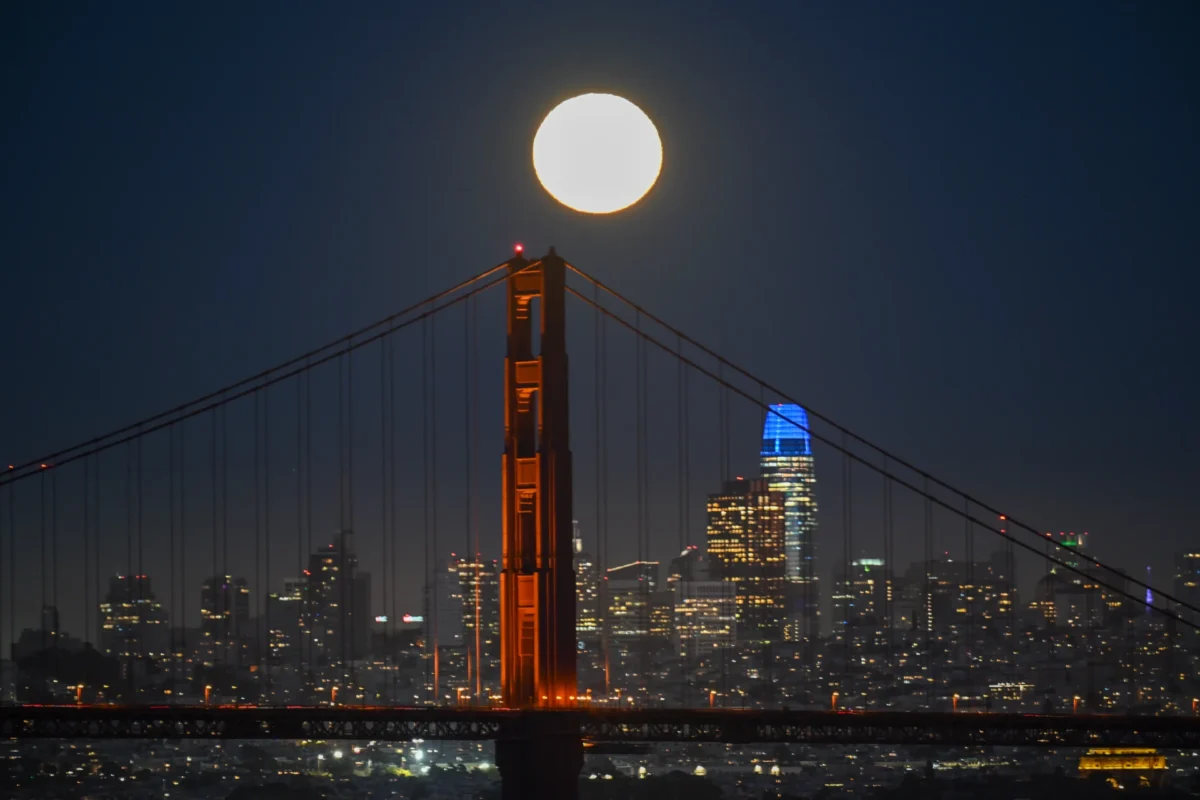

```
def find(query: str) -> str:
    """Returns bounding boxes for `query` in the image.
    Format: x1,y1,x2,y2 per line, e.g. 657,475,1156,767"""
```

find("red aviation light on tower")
513,243,524,255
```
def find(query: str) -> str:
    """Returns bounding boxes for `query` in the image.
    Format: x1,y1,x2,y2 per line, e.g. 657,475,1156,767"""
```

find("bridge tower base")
495,714,583,800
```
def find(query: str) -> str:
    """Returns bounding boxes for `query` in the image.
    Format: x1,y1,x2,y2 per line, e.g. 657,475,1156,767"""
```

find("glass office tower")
760,403,819,641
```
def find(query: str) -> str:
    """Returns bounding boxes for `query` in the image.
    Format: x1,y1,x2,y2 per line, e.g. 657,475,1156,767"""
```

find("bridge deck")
2,706,1199,748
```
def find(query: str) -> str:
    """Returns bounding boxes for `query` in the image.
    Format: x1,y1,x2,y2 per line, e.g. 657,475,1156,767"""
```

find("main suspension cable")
3,262,515,484
568,286,1200,633
1,263,531,489
564,265,1195,616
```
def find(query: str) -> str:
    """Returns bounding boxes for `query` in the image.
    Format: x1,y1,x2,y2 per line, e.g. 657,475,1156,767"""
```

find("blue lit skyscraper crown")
761,403,812,456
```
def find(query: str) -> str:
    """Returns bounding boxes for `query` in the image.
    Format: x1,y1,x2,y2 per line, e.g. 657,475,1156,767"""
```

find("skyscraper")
705,478,787,642
303,531,370,665
445,555,501,696
573,523,601,643
200,576,250,653
98,575,169,660
759,403,819,641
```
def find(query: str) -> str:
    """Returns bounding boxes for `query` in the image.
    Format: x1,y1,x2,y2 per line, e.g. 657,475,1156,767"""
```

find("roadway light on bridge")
831,692,839,711
709,690,717,708
204,685,212,707
1073,695,1081,714
952,693,960,712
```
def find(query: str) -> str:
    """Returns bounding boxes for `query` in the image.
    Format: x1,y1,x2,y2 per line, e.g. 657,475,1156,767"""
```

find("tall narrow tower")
500,248,576,707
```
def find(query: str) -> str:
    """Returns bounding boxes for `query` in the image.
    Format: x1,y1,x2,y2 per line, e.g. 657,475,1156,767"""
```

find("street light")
952,693,960,712
831,692,839,712
204,685,213,707
1073,695,1081,714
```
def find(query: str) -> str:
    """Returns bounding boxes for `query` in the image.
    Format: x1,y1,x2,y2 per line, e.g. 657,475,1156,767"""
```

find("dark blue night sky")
2,2,1197,634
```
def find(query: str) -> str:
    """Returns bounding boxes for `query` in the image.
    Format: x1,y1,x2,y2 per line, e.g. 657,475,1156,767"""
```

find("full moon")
533,93,663,214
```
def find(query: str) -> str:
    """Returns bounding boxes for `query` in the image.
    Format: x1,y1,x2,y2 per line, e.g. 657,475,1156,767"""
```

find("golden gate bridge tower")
496,247,582,797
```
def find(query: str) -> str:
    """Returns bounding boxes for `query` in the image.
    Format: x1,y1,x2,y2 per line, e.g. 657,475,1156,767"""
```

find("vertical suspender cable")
51,467,58,655
136,435,144,672
389,333,399,701
422,317,432,702
254,392,262,690
470,295,480,700
337,356,346,668
463,301,473,693
222,405,229,662
6,479,13,702
40,470,46,644
883,457,893,667
964,500,973,695
305,367,313,680
296,373,304,682
211,410,218,662
125,441,133,697
179,422,187,676
923,476,933,702
84,455,92,689
168,427,175,687
347,346,356,684
379,337,389,702
841,437,851,684
430,313,440,703
594,286,610,696
264,387,272,694
676,335,686,704
634,312,647,696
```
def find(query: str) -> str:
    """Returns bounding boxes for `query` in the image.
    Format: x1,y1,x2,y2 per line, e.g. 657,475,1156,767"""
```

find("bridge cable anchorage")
563,263,1200,620
0,261,516,485
567,285,1200,634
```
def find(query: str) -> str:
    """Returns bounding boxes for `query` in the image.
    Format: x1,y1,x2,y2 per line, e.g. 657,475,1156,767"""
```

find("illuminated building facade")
759,404,819,641
200,575,250,648
443,555,501,696
98,575,169,659
706,478,787,642
303,531,371,664
673,580,736,662
574,522,601,642
266,578,305,663
832,558,890,627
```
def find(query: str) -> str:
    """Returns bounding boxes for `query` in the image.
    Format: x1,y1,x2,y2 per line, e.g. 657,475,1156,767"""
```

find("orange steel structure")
496,248,581,798
499,247,577,709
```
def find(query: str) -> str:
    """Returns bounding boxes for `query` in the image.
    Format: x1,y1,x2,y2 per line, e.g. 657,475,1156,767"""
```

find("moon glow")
533,93,663,214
